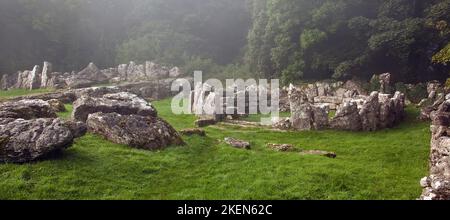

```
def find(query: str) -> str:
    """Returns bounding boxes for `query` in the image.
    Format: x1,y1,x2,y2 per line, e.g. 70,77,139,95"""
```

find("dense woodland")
1,0,450,84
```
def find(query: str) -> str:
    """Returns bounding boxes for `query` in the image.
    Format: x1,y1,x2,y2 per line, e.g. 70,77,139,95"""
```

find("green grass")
56,104,73,120
243,112,291,123
0,88,54,100
0,98,430,200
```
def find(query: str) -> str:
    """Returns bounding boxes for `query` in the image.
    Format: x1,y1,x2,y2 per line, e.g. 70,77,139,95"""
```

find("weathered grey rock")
359,92,380,131
313,96,343,105
46,72,67,89
118,64,128,80
289,86,313,131
427,81,443,95
224,137,250,149
0,99,57,119
180,128,206,136
334,88,349,98
40,61,52,88
169,67,183,78
72,92,157,122
312,105,329,130
65,77,95,89
267,143,295,152
47,99,66,112
378,94,396,128
127,62,146,82
272,117,291,130
76,62,107,82
420,100,450,200
330,101,362,131
300,150,337,158
316,82,332,96
72,86,121,99
343,80,367,96
29,65,41,90
0,118,74,163
100,68,119,79
392,91,406,124
145,61,169,79
86,112,184,150
64,121,87,139
379,73,392,94
195,116,218,127
9,90,76,104
1,72,18,90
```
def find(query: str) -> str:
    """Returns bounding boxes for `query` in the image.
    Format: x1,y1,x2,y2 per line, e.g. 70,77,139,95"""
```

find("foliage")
433,42,450,64
246,0,450,82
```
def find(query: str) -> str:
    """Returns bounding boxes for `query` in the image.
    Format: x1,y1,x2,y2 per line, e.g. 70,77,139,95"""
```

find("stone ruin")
418,81,448,121
275,81,406,131
190,82,271,127
0,61,185,100
0,87,185,163
420,97,450,200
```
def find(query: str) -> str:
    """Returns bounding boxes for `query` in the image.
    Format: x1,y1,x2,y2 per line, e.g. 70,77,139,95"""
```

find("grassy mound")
0,94,430,199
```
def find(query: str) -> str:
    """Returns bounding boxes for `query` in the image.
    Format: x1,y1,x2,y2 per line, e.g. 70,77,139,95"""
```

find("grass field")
0,88,54,101
0,91,431,200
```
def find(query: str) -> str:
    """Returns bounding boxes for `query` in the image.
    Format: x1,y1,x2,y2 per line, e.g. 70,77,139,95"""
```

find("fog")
0,0,449,83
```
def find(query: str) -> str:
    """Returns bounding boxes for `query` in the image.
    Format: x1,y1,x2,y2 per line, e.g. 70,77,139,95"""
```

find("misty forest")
1,0,450,200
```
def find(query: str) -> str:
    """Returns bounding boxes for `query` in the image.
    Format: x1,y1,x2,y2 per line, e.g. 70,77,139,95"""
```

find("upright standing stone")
289,85,313,131
29,65,41,90
118,64,128,81
359,91,380,131
330,101,362,131
41,61,52,88
379,73,392,94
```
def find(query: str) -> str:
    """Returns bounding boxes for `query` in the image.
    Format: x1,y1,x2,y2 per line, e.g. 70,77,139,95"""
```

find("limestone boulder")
312,105,329,130
76,62,107,83
378,94,396,128
359,92,380,131
86,112,184,150
289,86,313,131
0,99,57,119
224,137,250,149
1,72,18,90
40,61,52,88
0,118,74,163
169,67,183,78
47,99,67,112
72,92,157,122
379,73,392,94
330,101,362,131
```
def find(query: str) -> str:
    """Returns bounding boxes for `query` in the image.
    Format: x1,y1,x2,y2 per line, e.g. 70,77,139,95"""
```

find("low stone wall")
286,85,406,131
419,98,450,200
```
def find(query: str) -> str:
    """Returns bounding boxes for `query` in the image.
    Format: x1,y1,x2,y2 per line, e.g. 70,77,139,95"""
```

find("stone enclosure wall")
420,97,450,200
1,61,184,91
284,84,406,131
